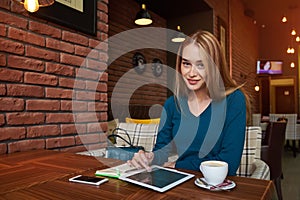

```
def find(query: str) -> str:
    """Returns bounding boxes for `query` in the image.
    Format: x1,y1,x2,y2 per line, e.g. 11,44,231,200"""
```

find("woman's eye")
196,63,205,69
182,62,191,67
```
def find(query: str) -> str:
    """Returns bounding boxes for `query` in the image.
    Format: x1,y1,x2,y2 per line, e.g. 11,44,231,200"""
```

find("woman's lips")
188,79,199,85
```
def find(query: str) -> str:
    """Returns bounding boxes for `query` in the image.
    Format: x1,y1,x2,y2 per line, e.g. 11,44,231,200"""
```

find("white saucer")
194,178,236,191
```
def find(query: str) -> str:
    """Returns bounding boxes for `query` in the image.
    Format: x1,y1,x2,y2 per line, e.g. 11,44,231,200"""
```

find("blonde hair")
174,30,251,123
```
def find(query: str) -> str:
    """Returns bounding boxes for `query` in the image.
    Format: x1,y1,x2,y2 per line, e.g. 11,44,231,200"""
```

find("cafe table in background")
0,150,278,199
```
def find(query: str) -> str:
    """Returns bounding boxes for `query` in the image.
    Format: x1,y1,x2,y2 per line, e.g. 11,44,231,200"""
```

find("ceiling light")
296,36,300,42
291,29,296,35
13,0,54,13
290,62,295,68
254,83,260,92
134,4,152,26
282,16,287,23
171,26,186,43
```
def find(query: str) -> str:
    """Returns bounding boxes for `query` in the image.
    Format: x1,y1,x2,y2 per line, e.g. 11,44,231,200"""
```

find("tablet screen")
119,165,194,192
126,168,187,188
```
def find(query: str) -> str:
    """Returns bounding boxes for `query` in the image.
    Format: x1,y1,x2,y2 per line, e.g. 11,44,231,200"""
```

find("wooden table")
0,150,278,200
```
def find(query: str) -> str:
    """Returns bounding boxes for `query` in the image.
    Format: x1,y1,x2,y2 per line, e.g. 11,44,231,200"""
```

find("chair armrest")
250,159,270,180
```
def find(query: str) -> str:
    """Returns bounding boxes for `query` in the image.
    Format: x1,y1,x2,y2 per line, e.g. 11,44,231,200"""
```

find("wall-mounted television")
256,60,283,75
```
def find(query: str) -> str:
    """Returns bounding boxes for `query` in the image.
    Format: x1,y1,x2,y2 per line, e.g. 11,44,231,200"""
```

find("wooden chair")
269,113,298,157
261,121,287,200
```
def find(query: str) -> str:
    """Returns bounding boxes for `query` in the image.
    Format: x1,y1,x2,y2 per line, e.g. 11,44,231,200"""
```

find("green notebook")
95,163,137,178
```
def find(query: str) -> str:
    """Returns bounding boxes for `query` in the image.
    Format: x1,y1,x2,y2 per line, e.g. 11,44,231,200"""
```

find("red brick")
93,41,108,51
0,84,6,95
99,72,108,82
0,143,7,154
0,37,24,55
27,125,60,138
88,102,107,112
58,77,75,89
26,46,59,62
46,136,75,149
62,31,89,46
0,127,26,141
99,52,108,62
86,59,107,71
98,112,107,121
97,32,108,42
97,1,108,13
61,123,86,135
8,27,45,46
0,114,5,126
29,21,62,38
75,68,99,80
97,22,109,33
86,81,107,92
8,139,45,153
0,10,28,29
8,55,44,71
0,24,6,36
61,100,87,111
0,0,10,10
7,84,44,97
0,98,24,111
75,91,100,101
87,122,107,133
26,100,60,111
0,54,6,66
75,45,93,57
60,53,85,66
98,12,108,23
74,112,100,123
89,38,101,49
99,93,107,102
46,113,74,123
46,38,74,53
24,72,58,86
0,68,23,82
7,112,45,125
45,88,72,99
46,63,75,77
77,133,102,145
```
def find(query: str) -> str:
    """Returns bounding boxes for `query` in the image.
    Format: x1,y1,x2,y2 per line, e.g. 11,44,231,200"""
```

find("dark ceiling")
134,0,212,19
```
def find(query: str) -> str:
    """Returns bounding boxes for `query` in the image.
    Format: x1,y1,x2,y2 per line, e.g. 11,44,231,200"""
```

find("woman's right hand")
127,150,154,172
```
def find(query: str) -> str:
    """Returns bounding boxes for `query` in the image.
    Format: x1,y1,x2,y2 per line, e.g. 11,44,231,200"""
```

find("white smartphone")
69,175,108,186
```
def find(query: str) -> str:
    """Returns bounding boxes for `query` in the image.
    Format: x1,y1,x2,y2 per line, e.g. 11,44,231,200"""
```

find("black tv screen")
256,60,283,75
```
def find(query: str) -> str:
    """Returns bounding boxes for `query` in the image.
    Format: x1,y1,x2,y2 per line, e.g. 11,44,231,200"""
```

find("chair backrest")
252,113,261,126
269,113,297,140
261,121,287,180
237,126,262,177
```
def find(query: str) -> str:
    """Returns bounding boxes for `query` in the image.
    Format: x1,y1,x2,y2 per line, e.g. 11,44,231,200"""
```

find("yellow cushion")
125,117,160,124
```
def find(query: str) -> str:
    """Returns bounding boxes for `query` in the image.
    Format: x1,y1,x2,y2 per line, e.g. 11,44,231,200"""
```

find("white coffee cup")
200,160,228,185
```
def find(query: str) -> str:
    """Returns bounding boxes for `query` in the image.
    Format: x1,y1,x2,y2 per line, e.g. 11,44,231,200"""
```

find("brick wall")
108,0,168,121
0,0,109,154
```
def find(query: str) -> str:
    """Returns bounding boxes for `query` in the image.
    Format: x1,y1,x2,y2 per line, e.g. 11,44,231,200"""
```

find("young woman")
128,30,250,176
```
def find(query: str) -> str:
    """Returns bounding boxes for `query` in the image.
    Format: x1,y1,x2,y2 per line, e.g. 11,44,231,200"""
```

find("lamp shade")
171,26,186,43
135,4,152,26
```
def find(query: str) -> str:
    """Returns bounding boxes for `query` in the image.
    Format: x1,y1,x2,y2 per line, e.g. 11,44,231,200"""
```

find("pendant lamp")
171,26,186,43
135,4,152,26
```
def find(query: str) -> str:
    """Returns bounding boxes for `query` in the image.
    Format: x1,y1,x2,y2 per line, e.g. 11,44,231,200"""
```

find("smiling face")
180,43,207,92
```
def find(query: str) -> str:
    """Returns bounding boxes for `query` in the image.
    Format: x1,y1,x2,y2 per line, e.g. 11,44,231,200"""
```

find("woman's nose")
188,65,198,76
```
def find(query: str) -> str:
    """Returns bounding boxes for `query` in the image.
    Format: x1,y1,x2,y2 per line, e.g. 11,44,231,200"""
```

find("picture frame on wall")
217,16,228,60
32,0,97,35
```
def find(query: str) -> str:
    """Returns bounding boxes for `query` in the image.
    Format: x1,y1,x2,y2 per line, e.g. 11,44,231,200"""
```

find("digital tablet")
119,165,195,193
